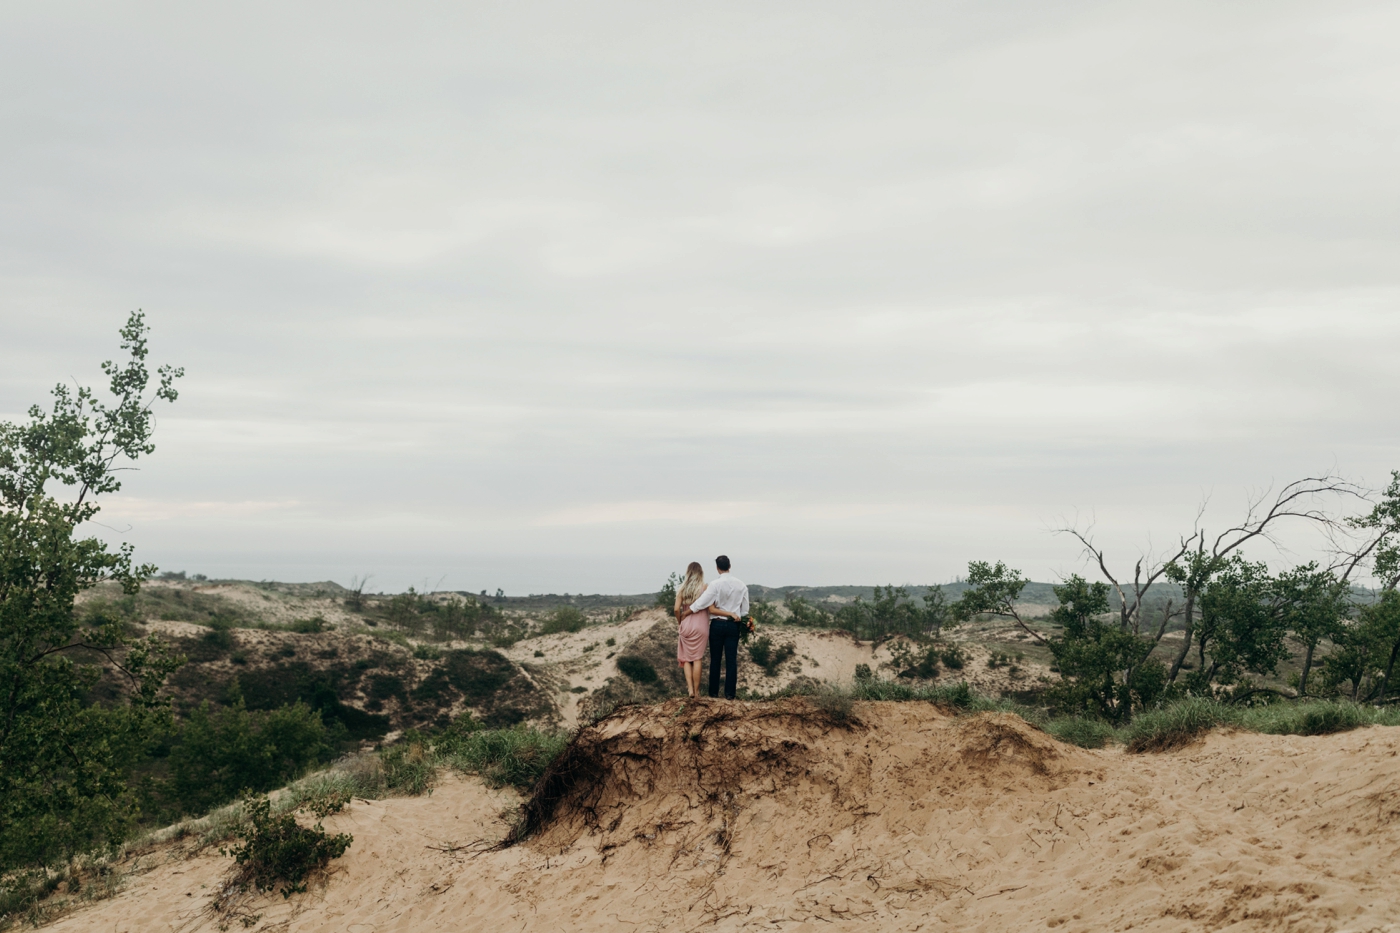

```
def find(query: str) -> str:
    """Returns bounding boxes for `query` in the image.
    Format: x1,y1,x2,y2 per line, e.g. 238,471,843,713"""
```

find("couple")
674,555,750,700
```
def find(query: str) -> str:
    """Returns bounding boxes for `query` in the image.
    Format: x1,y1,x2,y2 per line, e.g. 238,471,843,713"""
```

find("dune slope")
47,700,1400,933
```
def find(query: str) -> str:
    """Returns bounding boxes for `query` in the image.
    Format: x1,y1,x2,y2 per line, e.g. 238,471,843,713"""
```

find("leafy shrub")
367,674,405,702
750,600,781,627
940,647,965,670
1045,717,1116,749
833,585,953,641
412,644,442,661
747,635,796,676
854,663,873,681
288,617,328,634
221,795,352,897
616,655,657,684
440,649,516,701
539,607,588,635
605,637,615,647
784,594,833,628
163,700,336,817
887,640,941,679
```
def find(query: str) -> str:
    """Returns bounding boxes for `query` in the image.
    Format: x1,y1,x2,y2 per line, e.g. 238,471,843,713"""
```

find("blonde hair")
677,562,706,607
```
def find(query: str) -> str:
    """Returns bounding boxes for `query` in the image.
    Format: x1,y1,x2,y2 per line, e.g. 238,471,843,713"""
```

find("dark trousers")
708,618,740,699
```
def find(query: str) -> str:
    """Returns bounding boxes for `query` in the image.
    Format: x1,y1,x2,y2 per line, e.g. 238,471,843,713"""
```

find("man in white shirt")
689,554,750,699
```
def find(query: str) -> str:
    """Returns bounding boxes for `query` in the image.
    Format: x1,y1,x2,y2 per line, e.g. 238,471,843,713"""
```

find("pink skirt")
678,611,710,664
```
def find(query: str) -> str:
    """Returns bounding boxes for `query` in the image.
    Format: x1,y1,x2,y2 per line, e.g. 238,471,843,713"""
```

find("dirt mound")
43,703,1400,933
520,700,1081,851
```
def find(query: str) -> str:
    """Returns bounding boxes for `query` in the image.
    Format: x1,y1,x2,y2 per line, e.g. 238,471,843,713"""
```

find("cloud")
3,1,1398,592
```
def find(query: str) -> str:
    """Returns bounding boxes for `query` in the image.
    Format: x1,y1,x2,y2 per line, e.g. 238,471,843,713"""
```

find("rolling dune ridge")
47,701,1400,933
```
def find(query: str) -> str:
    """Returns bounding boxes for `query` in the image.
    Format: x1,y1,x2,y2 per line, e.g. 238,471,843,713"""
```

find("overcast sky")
3,1,1398,594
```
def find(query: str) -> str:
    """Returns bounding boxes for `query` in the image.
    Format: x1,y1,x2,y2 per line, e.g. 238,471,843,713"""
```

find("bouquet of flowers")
738,614,756,643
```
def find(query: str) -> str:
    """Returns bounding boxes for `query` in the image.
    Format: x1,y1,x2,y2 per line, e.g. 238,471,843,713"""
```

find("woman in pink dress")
674,562,710,698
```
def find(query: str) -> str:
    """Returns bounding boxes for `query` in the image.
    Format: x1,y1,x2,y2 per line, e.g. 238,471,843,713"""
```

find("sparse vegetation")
219,794,352,897
153,697,339,819
539,606,588,635
655,573,680,610
746,635,796,676
437,719,570,790
616,655,658,683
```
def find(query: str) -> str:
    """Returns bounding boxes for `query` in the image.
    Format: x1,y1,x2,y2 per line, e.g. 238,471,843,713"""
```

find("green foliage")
439,648,517,701
854,663,873,681
783,594,833,628
747,635,796,676
287,617,328,634
1263,564,1347,695
1186,556,1291,690
221,795,352,897
750,600,781,627
1351,470,1400,591
162,699,337,818
1044,716,1116,749
616,655,658,683
655,572,680,609
371,589,508,643
439,724,569,790
951,562,1027,622
1322,589,1400,700
1046,575,1164,723
833,585,952,642
1123,697,1232,752
539,606,588,635
412,643,441,661
1239,700,1370,736
1121,696,1399,752
378,742,435,795
885,639,942,679
0,312,183,876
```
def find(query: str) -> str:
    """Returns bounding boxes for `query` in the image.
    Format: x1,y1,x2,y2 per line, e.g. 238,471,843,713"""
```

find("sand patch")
44,702,1400,933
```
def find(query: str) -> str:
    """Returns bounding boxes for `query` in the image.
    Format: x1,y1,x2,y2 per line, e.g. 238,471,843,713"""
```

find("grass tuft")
439,727,570,790
1044,716,1116,749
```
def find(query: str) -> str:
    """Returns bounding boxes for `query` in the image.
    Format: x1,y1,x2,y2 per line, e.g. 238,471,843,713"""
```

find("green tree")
1184,556,1290,690
1322,590,1400,700
1351,470,1400,591
833,585,952,642
0,312,183,872
783,593,832,628
1272,562,1349,695
950,561,1045,644
1046,575,1164,723
655,572,679,610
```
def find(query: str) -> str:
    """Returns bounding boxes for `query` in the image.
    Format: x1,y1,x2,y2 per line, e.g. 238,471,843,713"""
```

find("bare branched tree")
1058,474,1370,683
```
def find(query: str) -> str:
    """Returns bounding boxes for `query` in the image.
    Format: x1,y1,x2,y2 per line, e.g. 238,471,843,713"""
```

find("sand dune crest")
45,700,1400,932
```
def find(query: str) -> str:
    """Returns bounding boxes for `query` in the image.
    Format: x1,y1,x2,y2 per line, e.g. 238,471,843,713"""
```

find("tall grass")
439,728,570,790
767,677,1400,753
1119,697,1400,752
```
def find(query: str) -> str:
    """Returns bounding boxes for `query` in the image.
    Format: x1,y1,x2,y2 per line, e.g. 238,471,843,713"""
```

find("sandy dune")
47,701,1400,933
